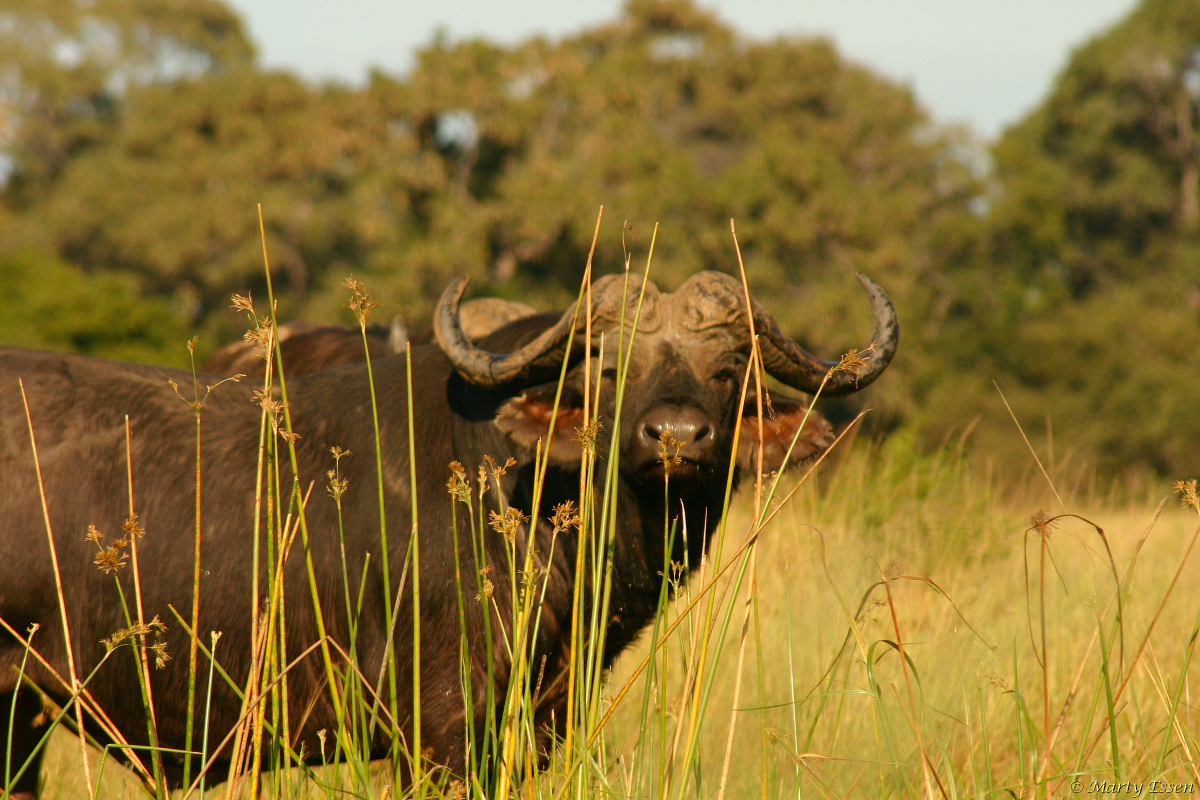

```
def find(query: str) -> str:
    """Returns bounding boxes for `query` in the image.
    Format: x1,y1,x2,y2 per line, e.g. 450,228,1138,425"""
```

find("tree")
5,69,444,339
0,248,191,365
4,0,980,393
0,0,255,206
923,0,1200,477
987,0,1200,291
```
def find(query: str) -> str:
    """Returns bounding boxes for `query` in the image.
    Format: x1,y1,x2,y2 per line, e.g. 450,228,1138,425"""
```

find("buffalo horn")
435,275,583,388
753,273,898,396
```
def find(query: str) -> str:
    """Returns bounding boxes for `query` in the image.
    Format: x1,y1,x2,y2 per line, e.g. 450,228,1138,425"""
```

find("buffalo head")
436,270,897,498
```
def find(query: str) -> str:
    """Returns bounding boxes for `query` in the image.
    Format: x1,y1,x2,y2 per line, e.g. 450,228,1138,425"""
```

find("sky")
222,0,1139,140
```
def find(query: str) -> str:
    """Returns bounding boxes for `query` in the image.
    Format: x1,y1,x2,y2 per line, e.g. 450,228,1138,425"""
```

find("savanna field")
22,415,1200,798
5,0,1200,797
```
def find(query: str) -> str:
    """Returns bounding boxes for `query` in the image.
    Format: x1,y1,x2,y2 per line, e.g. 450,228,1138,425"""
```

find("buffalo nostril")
642,420,675,446
636,406,717,459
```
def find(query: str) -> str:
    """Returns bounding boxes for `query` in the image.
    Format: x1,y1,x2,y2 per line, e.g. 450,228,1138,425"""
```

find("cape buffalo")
203,299,537,377
201,318,402,377
0,270,895,795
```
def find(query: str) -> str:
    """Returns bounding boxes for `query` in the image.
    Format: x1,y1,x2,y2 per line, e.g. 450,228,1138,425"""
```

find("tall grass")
21,403,1200,800
8,220,1200,800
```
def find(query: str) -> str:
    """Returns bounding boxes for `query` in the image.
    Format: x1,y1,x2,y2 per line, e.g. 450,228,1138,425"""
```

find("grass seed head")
1028,509,1057,539
490,507,530,543
484,455,518,480
231,293,255,314
1175,479,1199,511
551,500,581,533
102,616,169,666
253,389,285,416
327,469,349,503
575,420,603,456
108,621,141,638
94,544,128,575
658,431,685,471
344,275,380,328
835,344,875,384
520,556,544,594
121,513,144,539
476,564,495,601
446,461,471,503
243,320,275,360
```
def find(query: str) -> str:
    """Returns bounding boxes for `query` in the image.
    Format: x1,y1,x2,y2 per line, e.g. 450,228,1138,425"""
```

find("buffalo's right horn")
435,276,582,388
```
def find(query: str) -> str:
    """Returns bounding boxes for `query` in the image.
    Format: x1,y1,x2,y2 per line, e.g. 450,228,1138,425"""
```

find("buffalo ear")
736,394,833,475
494,393,584,465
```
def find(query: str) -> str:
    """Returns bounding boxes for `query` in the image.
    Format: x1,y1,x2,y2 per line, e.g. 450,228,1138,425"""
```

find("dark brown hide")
201,320,395,377
203,299,537,378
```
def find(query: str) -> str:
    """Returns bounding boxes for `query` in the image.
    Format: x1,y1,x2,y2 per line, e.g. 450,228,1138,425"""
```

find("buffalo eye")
710,367,740,388
601,367,618,381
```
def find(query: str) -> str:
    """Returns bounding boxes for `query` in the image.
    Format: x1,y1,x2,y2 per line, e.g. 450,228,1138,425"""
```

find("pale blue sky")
222,0,1138,140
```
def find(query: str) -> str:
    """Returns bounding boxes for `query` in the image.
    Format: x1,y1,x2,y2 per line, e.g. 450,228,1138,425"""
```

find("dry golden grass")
598,441,1200,798
30,435,1200,799
18,242,1198,799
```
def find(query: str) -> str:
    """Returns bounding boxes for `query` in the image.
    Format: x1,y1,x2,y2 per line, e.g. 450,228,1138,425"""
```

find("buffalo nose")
637,405,715,457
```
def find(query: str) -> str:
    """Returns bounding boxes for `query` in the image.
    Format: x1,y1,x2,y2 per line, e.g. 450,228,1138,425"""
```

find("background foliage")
0,0,1196,477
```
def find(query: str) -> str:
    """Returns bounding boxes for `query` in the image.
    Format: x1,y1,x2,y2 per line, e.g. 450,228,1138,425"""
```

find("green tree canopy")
0,248,190,364
987,0,1200,291
0,0,255,204
3,0,978,406
921,0,1200,477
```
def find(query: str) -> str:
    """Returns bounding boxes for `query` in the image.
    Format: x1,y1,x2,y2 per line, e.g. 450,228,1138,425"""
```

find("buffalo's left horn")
754,273,898,396
435,275,582,387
